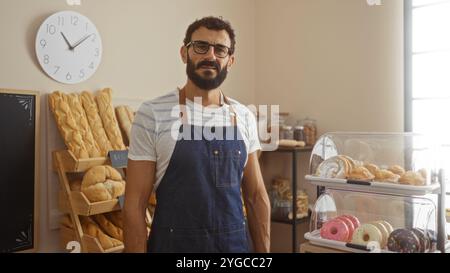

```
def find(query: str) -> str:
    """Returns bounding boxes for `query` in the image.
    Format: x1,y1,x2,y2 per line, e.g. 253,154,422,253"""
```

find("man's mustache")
196,60,220,71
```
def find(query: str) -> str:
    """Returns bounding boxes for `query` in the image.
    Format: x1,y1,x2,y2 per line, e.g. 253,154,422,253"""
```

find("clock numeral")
46,24,56,35
66,72,72,81
91,33,96,42
94,48,100,57
40,39,47,48
89,62,94,69
71,16,79,26
58,16,64,26
43,55,50,64
79,69,85,78
53,66,60,75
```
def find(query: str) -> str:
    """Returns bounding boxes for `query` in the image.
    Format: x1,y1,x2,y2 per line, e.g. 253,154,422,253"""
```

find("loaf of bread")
115,105,135,146
81,165,125,202
95,88,126,151
93,214,123,241
80,216,123,250
80,91,113,156
48,91,89,159
67,93,102,158
105,211,123,229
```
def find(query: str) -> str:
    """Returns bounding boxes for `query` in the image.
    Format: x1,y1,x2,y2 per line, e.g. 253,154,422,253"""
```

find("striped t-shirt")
128,89,261,190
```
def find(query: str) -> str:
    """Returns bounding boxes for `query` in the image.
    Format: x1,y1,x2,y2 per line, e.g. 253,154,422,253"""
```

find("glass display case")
304,132,447,253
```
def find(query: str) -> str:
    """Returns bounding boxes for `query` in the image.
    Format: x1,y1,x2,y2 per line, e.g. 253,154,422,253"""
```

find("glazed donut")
336,216,355,241
376,220,394,234
351,224,382,246
370,221,389,248
320,219,350,242
340,215,360,229
315,155,350,179
387,228,420,253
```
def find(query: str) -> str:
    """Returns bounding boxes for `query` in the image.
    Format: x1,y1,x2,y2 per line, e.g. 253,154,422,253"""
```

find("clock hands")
71,33,93,50
60,32,74,50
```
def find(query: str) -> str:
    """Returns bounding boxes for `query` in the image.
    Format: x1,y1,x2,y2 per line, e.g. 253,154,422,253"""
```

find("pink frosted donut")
341,215,360,229
336,216,355,241
320,219,350,242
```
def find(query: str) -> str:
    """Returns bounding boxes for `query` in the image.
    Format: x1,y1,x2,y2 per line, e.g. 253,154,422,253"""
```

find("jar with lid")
302,117,317,146
294,124,305,142
281,125,294,140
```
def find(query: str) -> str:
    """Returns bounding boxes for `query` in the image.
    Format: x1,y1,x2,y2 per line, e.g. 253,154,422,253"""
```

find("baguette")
48,91,89,159
95,88,126,151
105,211,123,229
66,93,102,158
115,105,135,146
80,216,122,250
80,91,113,156
93,214,123,241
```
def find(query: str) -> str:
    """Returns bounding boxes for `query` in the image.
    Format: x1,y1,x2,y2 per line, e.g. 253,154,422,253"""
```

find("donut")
351,224,383,246
315,155,350,179
341,215,361,229
411,228,427,253
336,216,355,241
375,220,394,234
370,221,389,248
320,219,350,242
387,228,420,253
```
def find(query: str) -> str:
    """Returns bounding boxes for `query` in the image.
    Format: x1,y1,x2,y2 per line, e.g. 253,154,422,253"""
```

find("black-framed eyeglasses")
186,40,232,58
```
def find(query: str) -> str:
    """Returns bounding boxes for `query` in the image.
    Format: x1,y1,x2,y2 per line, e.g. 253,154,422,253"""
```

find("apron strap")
178,88,237,126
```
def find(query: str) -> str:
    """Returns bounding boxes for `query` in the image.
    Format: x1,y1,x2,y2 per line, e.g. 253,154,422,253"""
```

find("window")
405,0,450,196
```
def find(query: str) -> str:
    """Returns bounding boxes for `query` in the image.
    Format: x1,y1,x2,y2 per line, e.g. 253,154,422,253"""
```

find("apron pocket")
213,148,242,187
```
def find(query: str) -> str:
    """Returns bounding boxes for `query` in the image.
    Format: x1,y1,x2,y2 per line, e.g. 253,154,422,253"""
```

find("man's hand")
242,151,271,253
123,159,156,253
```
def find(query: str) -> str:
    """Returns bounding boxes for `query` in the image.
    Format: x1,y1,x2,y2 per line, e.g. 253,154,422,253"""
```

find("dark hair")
183,16,236,55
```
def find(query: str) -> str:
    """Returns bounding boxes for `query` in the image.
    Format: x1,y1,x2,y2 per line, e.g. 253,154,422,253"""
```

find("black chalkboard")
0,89,39,252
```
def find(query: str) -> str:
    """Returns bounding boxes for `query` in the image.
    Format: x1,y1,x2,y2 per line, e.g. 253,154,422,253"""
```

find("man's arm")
123,159,155,253
242,151,271,253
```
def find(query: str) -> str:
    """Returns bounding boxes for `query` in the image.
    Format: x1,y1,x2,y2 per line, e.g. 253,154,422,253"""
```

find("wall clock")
35,11,102,84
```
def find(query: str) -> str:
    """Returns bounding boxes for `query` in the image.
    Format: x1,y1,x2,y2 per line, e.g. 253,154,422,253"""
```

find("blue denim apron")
147,88,249,253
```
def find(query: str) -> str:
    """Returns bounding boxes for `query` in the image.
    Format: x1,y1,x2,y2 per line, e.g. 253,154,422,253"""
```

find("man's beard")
186,55,228,91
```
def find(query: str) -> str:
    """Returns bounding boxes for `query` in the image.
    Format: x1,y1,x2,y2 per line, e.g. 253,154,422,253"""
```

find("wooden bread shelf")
60,225,124,253
53,150,109,173
59,191,121,216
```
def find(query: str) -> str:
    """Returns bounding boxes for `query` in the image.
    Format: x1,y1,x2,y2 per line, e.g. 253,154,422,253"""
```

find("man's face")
182,27,234,91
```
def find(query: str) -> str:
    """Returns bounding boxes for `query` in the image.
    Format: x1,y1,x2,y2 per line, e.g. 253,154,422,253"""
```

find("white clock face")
35,11,102,84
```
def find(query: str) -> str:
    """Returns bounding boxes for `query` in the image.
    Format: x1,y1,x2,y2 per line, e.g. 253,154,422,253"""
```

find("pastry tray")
304,230,444,253
305,175,440,196
53,150,110,173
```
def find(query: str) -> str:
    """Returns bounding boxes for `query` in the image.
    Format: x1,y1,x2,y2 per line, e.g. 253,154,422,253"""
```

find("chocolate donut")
411,228,427,253
387,228,420,253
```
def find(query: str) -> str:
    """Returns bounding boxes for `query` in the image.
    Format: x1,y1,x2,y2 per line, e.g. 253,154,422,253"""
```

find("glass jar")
294,125,305,142
302,118,317,146
282,125,294,140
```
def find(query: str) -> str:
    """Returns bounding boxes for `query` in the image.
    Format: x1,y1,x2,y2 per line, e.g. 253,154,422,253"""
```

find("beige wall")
0,0,256,252
0,0,404,253
255,0,404,252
